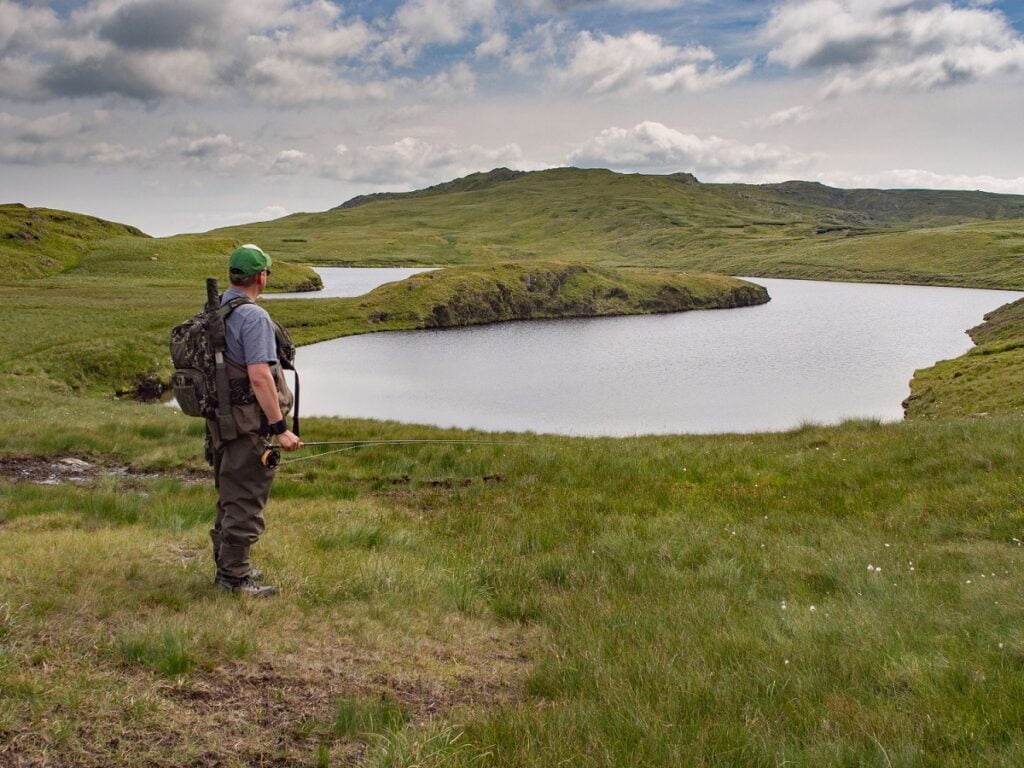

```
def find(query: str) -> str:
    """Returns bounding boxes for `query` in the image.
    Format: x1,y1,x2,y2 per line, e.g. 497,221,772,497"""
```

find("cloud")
269,149,316,175
0,1,59,55
752,104,816,127
325,137,525,186
567,121,811,178
562,31,751,94
98,0,222,50
0,0,385,104
821,168,1024,195
763,0,1024,94
0,139,150,166
0,110,110,143
382,0,498,65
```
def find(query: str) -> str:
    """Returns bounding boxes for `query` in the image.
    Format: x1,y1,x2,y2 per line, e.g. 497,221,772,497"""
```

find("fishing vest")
170,277,298,445
223,319,296,437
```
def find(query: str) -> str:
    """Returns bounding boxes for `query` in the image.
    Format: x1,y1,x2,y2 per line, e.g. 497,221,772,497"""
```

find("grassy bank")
905,296,1024,419
213,168,1024,290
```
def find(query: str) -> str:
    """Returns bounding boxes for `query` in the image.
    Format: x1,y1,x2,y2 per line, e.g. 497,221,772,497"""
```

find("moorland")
2,169,1024,767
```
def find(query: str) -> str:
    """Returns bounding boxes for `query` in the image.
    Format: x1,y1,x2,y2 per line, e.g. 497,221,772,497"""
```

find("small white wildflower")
909,567,915,572
966,580,972,584
999,643,1005,649
867,564,874,571
784,659,790,665
809,605,817,612
885,543,891,548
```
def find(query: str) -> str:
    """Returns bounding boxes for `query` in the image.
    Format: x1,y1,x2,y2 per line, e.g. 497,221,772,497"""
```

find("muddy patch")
0,455,209,487
153,629,531,766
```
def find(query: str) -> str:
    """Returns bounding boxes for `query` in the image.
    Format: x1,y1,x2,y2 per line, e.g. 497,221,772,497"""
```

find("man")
208,244,302,597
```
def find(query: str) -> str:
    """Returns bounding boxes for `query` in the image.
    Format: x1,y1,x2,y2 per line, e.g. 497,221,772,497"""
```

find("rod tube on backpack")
206,277,219,312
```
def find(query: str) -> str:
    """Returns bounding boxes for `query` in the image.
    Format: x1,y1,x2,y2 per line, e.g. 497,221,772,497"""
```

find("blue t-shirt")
221,288,277,366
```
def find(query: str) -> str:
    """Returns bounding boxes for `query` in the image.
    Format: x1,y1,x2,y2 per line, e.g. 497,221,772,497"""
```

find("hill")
211,167,1024,289
0,203,147,279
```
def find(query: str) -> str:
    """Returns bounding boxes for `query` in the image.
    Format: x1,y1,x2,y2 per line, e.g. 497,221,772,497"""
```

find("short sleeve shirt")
221,287,277,366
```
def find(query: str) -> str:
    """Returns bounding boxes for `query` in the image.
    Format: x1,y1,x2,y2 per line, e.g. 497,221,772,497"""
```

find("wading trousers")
208,425,276,583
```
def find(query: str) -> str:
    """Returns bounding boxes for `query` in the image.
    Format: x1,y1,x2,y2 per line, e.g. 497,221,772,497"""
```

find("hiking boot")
213,567,263,585
217,576,278,598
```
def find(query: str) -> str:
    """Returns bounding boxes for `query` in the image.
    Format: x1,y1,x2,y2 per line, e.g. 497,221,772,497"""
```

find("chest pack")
170,278,298,442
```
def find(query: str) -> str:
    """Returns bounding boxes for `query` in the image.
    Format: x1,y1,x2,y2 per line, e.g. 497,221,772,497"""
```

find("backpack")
170,278,299,442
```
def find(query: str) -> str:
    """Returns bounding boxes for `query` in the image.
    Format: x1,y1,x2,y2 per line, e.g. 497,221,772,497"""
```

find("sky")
1,0,1024,236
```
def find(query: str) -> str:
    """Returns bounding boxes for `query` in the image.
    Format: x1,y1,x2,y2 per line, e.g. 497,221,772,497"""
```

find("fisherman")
208,244,302,597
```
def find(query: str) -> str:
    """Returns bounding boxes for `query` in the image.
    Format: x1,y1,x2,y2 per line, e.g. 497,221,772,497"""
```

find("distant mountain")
212,167,1024,289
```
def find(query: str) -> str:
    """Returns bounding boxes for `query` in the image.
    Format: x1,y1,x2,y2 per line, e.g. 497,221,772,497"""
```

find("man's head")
228,244,272,290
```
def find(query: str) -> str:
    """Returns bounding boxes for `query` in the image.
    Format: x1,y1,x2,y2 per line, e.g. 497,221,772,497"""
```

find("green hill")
212,167,1024,289
0,203,147,279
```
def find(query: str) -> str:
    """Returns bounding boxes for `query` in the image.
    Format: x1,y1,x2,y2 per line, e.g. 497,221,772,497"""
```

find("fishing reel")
260,444,282,468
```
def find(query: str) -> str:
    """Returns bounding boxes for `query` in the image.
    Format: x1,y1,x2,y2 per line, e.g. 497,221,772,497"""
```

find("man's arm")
248,363,302,451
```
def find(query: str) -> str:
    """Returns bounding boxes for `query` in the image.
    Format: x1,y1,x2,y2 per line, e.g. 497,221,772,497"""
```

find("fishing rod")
260,438,536,467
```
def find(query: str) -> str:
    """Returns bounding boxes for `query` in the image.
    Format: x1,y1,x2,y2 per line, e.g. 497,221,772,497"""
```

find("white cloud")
567,121,811,178
0,1,59,55
752,104,816,127
269,149,316,175
563,31,751,94
501,20,568,74
764,0,1024,94
421,61,478,99
820,168,1024,194
326,137,524,186
382,0,498,65
475,30,509,58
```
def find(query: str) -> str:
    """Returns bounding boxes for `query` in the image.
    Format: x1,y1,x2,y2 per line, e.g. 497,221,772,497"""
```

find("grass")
212,167,1024,290
2,399,1024,765
3,180,1024,763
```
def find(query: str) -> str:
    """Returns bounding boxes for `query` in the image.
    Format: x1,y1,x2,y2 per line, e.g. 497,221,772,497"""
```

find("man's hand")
277,430,302,452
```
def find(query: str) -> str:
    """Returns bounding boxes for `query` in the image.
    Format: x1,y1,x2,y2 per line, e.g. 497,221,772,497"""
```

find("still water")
291,275,1021,436
264,267,436,299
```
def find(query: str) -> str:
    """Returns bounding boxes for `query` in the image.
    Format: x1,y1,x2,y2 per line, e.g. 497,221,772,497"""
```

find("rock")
133,371,164,401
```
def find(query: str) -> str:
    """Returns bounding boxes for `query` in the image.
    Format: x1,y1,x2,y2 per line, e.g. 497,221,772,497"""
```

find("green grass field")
3,174,1024,766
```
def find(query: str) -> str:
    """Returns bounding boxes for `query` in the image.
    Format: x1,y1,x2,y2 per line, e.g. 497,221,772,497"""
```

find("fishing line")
269,437,539,467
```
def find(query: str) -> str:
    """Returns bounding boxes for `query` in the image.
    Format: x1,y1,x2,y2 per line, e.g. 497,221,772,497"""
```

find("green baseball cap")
229,244,272,277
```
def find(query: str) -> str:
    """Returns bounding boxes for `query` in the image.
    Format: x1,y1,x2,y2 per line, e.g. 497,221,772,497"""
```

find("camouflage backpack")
169,278,252,440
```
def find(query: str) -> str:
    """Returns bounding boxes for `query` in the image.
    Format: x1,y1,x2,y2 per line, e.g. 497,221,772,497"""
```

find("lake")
287,273,1021,436
264,267,436,299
